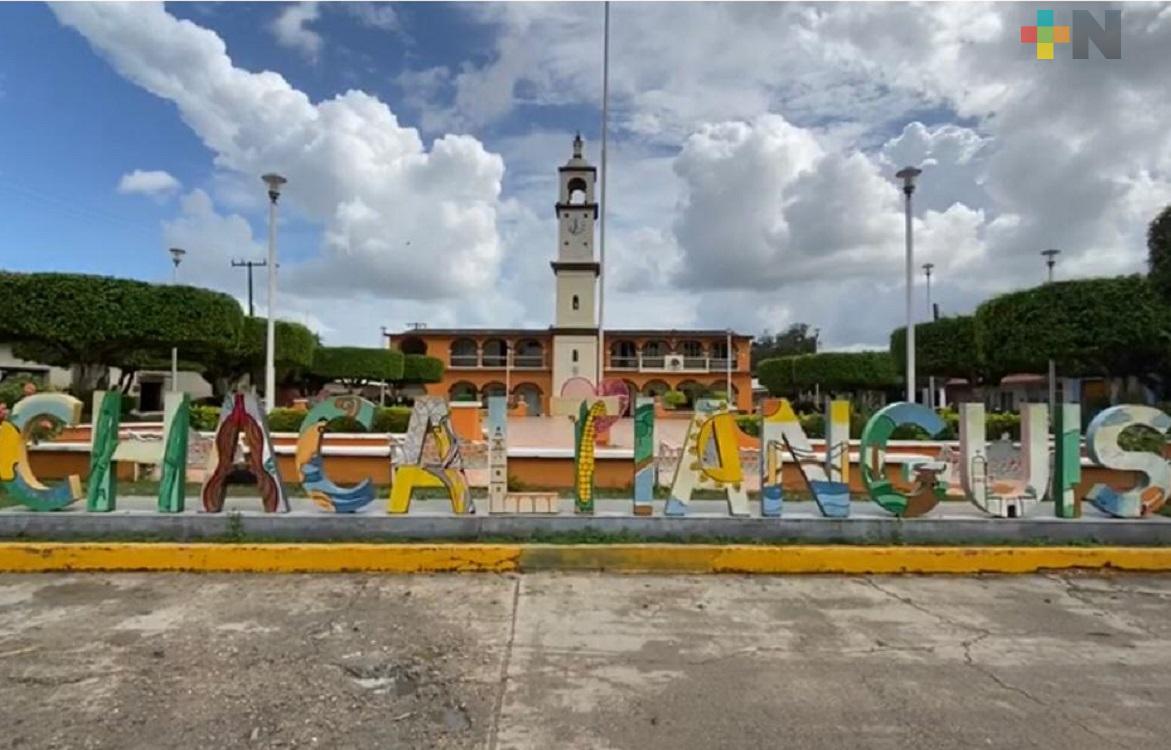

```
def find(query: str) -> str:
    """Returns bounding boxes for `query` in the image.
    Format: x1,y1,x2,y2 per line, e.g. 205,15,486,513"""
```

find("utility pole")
923,262,934,409
230,259,268,317
596,0,610,388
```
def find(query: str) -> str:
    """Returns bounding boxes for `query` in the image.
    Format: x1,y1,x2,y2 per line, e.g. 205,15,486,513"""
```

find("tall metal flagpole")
596,1,610,388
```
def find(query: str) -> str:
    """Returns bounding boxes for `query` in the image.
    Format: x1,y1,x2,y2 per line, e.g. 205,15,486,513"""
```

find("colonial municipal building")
385,135,752,416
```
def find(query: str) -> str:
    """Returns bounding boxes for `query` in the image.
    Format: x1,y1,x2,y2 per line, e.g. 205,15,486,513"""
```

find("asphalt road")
1,571,1169,749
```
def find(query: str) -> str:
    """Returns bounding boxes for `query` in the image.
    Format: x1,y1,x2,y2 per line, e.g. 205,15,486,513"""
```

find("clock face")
567,216,585,235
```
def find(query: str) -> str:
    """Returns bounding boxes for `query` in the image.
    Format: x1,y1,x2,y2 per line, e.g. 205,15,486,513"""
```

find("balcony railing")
605,355,738,373
448,354,548,369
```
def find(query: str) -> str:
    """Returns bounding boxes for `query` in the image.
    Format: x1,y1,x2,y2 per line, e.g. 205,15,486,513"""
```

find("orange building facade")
387,329,753,415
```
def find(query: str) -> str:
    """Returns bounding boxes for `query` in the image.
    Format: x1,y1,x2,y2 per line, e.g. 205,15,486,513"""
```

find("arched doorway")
514,339,545,369
512,383,543,416
482,338,507,367
641,379,670,399
400,336,427,355
481,381,507,407
449,381,478,402
450,338,478,368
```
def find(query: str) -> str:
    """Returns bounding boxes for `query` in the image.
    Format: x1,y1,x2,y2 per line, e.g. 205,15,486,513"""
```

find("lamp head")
262,173,287,202
895,166,922,195
168,247,187,267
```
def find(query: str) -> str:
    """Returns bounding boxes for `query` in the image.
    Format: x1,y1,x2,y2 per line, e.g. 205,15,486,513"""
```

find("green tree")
1148,204,1171,302
973,275,1169,381
751,323,818,370
0,272,243,394
757,351,898,395
199,317,318,398
309,346,406,392
890,315,983,385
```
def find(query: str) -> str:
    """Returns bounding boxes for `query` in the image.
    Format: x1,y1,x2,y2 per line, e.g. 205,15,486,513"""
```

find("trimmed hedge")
757,351,899,395
240,317,318,370
194,405,414,434
890,316,982,382
311,347,405,383
402,354,444,383
973,275,1169,379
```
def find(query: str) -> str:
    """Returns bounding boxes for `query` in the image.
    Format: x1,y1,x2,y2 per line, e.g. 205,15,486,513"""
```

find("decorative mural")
958,403,1049,518
1085,405,1171,518
389,396,471,514
1052,403,1082,519
665,401,749,517
633,396,655,516
860,402,948,517
202,392,287,513
295,395,377,513
0,393,84,511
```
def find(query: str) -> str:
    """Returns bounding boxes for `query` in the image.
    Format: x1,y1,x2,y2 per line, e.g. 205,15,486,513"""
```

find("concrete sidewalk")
0,572,1169,748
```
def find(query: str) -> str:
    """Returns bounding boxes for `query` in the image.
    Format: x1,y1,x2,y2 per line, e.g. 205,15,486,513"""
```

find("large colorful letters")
958,403,1049,518
573,399,608,514
1052,403,1082,518
632,397,655,515
202,392,287,513
389,397,471,514
87,391,191,513
759,399,850,518
0,393,84,511
1085,405,1171,517
295,395,377,513
860,402,948,517
665,401,749,517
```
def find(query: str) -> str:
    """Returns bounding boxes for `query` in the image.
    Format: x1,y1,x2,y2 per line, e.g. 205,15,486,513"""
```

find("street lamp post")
896,166,922,403
1042,249,1061,421
1042,248,1061,283
168,247,186,392
262,173,287,412
923,261,935,409
725,329,733,410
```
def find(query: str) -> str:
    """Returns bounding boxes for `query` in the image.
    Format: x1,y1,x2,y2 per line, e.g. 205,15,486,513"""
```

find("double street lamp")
262,173,288,413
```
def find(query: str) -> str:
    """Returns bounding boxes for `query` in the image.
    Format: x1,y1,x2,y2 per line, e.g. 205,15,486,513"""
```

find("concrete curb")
2,510,1171,545
2,542,1171,574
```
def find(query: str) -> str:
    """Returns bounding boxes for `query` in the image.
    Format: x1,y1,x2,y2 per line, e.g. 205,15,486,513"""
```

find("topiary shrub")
662,390,687,409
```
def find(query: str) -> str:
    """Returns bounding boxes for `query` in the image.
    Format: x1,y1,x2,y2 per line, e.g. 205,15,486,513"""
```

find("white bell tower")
551,133,600,391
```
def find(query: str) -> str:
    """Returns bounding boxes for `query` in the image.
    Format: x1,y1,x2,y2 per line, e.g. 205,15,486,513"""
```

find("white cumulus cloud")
269,2,322,62
53,1,506,307
116,169,180,197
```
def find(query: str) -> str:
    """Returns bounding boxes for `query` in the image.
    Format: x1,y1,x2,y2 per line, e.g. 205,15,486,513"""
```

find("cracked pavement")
1,572,1170,749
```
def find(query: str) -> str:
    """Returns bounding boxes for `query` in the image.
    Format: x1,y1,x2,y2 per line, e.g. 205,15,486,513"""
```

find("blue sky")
1,2,1166,348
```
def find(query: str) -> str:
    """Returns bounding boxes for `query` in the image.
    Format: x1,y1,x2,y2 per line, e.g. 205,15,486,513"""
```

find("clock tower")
551,133,600,391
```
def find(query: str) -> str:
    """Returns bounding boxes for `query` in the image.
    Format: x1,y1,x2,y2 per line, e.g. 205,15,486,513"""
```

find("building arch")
400,336,427,355
482,338,507,367
641,379,670,399
514,339,545,368
680,339,705,358
610,339,638,369
481,381,507,406
449,381,478,402
567,177,588,204
677,379,707,407
512,382,544,416
450,338,478,367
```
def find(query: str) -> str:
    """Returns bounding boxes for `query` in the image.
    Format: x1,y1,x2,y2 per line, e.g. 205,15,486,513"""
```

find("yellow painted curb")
1,543,1170,574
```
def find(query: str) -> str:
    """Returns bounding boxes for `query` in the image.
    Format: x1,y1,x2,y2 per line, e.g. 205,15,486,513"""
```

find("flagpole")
596,0,610,388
